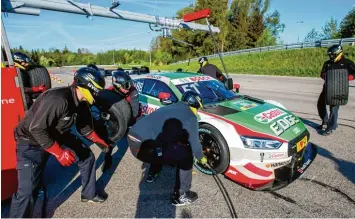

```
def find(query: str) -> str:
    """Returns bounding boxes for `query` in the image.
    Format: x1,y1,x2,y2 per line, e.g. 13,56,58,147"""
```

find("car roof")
148,71,202,79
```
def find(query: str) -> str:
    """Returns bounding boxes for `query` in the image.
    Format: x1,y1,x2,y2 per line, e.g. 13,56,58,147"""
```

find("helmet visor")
113,80,133,90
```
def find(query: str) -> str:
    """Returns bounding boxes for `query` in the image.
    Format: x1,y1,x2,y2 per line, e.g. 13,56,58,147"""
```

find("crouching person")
9,67,110,218
127,91,207,206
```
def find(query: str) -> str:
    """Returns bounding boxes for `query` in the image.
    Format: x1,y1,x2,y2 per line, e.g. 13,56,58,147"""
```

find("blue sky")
2,0,354,54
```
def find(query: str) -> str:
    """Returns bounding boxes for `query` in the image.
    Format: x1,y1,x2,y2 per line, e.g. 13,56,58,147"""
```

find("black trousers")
317,87,340,130
129,138,193,195
9,134,96,218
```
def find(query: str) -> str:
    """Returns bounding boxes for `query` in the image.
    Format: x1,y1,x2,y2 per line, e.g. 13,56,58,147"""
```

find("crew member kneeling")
127,91,207,206
317,45,355,136
10,67,110,218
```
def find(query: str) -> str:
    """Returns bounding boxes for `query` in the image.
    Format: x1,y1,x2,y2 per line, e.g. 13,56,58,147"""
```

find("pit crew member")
127,91,207,206
13,52,47,108
197,56,227,83
9,67,110,218
100,71,141,173
317,45,355,135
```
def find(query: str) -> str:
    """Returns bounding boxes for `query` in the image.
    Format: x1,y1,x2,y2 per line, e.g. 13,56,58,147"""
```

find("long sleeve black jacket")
15,86,93,148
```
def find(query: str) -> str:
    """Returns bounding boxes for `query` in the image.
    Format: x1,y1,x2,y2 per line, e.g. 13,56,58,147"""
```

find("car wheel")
194,123,230,175
94,90,132,142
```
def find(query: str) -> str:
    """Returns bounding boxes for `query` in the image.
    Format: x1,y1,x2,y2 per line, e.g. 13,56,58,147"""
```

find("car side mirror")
225,77,234,90
158,92,172,105
234,84,240,93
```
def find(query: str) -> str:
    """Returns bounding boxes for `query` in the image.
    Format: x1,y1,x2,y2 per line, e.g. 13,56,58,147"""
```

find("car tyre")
27,65,52,99
194,123,230,175
325,68,349,106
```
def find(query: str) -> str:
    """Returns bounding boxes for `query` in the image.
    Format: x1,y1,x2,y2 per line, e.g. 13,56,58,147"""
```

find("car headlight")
240,136,282,149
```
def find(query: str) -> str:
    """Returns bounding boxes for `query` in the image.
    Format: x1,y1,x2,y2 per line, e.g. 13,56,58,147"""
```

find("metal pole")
1,18,14,66
205,18,228,78
2,0,220,33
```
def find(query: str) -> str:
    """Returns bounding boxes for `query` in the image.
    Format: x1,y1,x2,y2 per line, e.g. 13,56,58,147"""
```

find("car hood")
200,96,307,141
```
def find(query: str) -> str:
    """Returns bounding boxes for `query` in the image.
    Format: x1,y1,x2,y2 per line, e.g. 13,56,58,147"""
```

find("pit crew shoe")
322,129,333,136
171,191,198,206
81,194,107,203
317,123,326,130
145,173,158,183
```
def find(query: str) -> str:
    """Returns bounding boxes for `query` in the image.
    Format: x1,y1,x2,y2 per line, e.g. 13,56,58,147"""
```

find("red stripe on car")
244,163,273,177
199,111,286,142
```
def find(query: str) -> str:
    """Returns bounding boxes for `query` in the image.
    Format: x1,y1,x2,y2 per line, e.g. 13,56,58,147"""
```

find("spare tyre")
95,89,132,142
325,69,349,106
27,65,52,99
194,123,230,175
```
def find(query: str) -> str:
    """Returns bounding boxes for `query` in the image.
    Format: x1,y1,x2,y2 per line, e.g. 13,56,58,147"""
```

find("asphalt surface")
2,69,355,218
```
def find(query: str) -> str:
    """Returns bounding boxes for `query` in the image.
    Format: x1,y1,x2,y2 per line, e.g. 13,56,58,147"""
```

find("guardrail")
170,38,355,65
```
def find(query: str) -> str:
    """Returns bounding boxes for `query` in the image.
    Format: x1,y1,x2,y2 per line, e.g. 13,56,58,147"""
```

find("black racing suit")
317,57,355,130
10,86,97,218
198,63,227,83
127,102,203,195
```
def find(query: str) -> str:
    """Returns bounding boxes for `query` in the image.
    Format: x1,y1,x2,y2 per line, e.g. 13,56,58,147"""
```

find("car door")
134,78,177,116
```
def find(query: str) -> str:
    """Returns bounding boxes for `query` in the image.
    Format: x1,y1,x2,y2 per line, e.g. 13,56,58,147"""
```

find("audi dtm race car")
133,72,317,191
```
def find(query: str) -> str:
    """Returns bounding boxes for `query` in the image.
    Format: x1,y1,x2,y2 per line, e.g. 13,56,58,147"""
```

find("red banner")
183,8,211,22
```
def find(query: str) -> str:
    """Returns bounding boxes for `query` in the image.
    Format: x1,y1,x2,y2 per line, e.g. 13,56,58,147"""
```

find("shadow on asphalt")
1,135,128,218
135,163,177,218
316,146,355,185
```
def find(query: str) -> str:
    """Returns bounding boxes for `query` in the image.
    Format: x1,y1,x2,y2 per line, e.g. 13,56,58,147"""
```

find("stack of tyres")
325,69,349,106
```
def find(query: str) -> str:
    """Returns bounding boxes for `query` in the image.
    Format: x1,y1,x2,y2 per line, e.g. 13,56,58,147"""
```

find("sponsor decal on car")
171,76,214,85
269,115,300,136
254,108,286,124
232,100,258,111
297,159,311,173
140,103,159,115
268,152,286,159
265,159,291,168
147,75,161,80
189,76,212,82
227,169,237,175
292,127,301,135
296,135,308,152
134,81,144,93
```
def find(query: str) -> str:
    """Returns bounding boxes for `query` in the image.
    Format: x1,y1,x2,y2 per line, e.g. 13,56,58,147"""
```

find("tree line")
11,1,355,67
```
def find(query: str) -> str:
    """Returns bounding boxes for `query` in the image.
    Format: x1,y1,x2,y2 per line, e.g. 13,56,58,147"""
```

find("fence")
170,38,355,65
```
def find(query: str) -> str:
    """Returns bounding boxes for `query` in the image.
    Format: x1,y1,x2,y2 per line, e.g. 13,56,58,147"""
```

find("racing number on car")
181,83,201,94
135,81,144,93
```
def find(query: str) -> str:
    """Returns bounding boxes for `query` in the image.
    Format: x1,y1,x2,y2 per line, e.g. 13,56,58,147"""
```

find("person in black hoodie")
127,91,207,206
9,67,111,218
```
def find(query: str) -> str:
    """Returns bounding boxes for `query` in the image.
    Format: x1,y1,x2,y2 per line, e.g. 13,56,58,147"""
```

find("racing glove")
86,131,110,152
45,142,76,166
32,84,47,93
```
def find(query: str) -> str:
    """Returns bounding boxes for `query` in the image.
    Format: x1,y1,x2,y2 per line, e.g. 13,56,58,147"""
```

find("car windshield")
175,79,238,104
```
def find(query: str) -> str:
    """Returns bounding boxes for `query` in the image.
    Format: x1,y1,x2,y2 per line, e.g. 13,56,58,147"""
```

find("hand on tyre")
32,84,47,93
45,142,76,166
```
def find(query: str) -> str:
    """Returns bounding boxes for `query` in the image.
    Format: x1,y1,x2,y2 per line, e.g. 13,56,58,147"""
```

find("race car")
133,71,317,191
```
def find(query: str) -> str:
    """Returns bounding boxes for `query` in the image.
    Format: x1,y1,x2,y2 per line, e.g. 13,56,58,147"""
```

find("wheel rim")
199,132,221,170
104,113,119,140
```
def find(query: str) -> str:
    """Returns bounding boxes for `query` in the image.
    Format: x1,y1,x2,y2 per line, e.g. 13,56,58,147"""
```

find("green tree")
340,8,355,37
322,17,341,39
304,28,323,42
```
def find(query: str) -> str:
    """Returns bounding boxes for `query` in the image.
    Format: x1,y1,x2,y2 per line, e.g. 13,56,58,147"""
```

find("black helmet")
181,91,203,109
13,52,31,67
87,63,99,71
198,56,208,66
327,45,343,62
112,71,133,94
176,68,183,72
73,67,105,104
